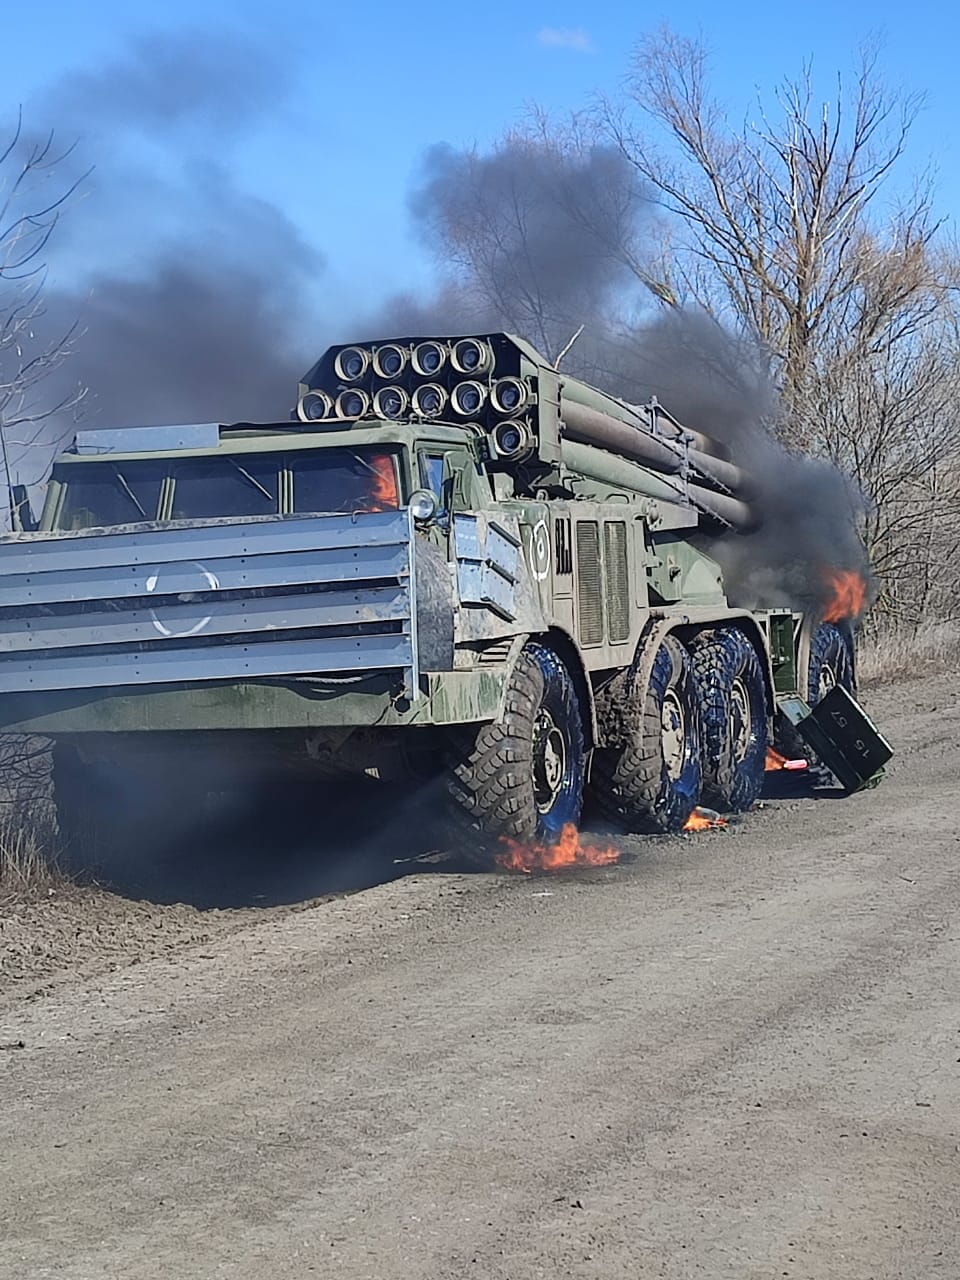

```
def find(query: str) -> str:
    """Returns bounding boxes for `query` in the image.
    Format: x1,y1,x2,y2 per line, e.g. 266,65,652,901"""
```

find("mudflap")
776,685,893,793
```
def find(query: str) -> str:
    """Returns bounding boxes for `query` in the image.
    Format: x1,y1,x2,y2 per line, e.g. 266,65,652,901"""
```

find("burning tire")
592,636,702,833
691,627,768,812
443,642,585,863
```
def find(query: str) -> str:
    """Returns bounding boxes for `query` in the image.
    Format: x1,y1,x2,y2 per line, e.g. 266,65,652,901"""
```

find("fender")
496,627,598,748
627,610,776,717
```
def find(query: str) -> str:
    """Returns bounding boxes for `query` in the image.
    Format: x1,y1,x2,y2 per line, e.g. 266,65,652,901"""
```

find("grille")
604,521,630,643
576,521,603,645
475,638,514,665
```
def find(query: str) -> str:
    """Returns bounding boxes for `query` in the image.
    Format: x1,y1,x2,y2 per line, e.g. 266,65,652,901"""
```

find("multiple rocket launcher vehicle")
0,333,891,863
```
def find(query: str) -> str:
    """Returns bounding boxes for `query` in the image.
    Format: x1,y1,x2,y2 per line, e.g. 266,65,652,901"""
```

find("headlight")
336,388,371,418
450,380,487,416
491,419,535,459
408,488,439,524
334,346,369,382
451,337,493,374
298,390,334,422
412,341,447,376
373,343,408,379
490,377,528,414
373,386,409,419
411,383,447,418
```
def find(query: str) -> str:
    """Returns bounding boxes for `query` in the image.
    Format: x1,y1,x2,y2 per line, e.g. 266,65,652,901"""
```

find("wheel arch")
496,627,597,749
624,614,775,720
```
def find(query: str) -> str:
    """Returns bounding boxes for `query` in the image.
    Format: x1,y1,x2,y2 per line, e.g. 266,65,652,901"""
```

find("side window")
420,454,447,504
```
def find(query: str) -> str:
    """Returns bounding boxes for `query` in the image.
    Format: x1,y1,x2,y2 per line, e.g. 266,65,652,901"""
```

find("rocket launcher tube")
559,440,753,529
688,449,749,494
560,399,686,474
559,400,750,496
559,373,735,470
561,440,690,504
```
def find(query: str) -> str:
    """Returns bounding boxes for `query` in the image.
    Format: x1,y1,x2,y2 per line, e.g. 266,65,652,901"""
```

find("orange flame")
682,806,728,832
823,568,867,622
365,453,399,512
496,822,621,874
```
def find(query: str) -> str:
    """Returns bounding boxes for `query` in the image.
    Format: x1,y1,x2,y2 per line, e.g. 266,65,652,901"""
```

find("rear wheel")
807,622,854,703
776,622,855,758
592,636,702,833
691,628,768,812
444,642,585,864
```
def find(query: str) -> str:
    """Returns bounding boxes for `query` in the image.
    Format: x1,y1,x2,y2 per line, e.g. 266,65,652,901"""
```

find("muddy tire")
444,642,585,865
592,636,702,833
776,622,855,759
691,628,768,813
807,622,854,703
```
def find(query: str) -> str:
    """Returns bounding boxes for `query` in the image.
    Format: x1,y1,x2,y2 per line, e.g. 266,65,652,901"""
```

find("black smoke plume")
372,136,871,616
591,309,872,615
32,29,319,431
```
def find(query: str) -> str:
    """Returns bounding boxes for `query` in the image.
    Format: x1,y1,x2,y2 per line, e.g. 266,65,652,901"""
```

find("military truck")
0,333,891,865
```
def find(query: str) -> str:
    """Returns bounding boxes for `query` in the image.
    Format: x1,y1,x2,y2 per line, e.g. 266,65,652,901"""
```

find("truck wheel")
807,622,854,703
776,622,855,758
593,636,702,833
691,628,768,812
444,642,585,862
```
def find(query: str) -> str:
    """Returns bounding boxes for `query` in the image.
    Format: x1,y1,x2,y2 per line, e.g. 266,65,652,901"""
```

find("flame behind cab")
823,568,868,622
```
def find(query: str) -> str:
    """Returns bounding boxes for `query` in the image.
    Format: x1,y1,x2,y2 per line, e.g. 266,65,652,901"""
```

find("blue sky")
4,0,959,314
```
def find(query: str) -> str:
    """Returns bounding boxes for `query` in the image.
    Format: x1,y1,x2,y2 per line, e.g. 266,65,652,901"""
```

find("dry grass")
0,799,64,905
0,736,64,906
857,619,960,685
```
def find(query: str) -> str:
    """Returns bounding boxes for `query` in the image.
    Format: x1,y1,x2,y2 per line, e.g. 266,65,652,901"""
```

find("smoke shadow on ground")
63,773,852,909
80,781,477,911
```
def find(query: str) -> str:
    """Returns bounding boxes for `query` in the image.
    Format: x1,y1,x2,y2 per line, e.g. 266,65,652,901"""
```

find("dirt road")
2,673,959,1279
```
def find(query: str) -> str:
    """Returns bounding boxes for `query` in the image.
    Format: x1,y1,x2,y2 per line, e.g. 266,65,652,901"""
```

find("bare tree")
605,33,946,424
597,32,960,630
0,112,86,513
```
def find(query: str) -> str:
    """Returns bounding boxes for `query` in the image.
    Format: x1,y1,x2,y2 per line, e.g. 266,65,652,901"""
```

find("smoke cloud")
24,41,868,614
590,309,872,614
32,29,319,433
372,137,871,615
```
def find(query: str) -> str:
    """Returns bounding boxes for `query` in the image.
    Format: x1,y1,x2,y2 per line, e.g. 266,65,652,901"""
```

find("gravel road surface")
2,673,958,1279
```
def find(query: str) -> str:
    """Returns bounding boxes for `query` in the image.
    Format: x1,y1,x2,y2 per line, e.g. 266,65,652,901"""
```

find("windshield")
54,449,402,531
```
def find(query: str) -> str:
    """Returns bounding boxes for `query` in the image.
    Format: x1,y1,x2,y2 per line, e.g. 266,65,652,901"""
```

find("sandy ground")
1,671,959,1279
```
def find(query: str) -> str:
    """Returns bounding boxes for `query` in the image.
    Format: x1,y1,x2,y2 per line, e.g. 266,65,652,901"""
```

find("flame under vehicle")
0,334,892,865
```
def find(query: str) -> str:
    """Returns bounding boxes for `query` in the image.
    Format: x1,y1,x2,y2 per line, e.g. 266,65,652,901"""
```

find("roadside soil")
1,671,958,1279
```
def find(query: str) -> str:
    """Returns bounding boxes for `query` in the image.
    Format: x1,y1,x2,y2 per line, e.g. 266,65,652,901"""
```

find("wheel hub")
533,709,566,813
661,689,686,780
729,676,752,761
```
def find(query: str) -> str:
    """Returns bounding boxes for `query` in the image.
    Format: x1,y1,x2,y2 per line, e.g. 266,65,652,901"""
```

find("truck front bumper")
0,668,509,737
